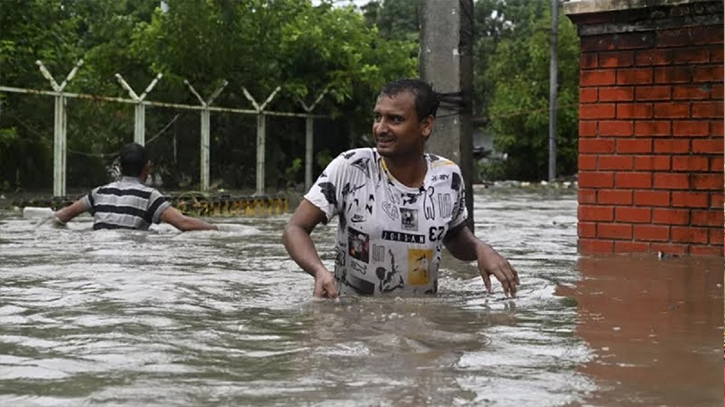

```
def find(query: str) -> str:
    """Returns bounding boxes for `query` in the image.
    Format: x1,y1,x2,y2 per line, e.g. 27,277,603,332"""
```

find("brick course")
567,1,724,255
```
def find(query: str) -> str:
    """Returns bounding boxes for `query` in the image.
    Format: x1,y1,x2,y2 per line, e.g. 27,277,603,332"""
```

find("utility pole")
185,79,228,192
298,88,328,192
420,0,474,226
549,0,559,182
243,86,281,195
37,59,83,197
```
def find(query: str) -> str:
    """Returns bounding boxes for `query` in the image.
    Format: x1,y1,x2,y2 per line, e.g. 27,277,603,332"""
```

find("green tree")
0,0,82,190
480,0,579,180
0,0,419,191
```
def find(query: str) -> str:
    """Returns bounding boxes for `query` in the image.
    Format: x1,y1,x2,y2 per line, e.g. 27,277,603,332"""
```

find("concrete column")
53,95,67,197
256,113,266,195
420,0,475,225
134,103,145,145
305,116,314,191
200,109,210,191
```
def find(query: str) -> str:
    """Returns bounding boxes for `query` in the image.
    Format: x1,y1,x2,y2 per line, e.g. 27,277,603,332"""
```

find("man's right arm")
282,199,338,298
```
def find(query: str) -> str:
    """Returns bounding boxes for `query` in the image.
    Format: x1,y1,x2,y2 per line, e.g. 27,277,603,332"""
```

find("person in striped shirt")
54,142,217,231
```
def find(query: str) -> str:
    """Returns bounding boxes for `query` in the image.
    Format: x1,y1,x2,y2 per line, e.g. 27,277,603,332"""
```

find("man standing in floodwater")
283,78,519,298
54,142,217,232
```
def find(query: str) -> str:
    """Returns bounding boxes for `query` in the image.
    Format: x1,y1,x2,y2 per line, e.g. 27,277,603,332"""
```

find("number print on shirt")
428,226,445,242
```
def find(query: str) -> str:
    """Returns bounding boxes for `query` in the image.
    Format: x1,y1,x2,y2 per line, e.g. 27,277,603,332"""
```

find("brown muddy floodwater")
0,187,722,406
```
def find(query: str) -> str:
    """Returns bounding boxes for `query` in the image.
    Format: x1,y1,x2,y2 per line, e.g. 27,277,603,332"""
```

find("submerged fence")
0,59,329,197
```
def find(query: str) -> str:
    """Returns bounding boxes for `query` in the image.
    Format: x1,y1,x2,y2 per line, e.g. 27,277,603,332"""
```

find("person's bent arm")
159,206,217,231
53,199,89,225
282,199,338,298
444,223,519,297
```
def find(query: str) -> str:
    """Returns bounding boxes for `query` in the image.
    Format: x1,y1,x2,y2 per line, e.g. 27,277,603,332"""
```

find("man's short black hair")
119,142,147,177
379,78,439,121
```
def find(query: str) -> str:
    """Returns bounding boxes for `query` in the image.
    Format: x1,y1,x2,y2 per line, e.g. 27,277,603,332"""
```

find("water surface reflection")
562,255,723,407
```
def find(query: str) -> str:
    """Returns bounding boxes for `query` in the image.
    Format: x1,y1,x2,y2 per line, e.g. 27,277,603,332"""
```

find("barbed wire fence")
0,59,330,197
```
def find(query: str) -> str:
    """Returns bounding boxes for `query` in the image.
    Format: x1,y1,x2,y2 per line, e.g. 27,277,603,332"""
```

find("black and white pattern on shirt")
429,154,440,162
451,172,461,192
334,246,347,267
351,157,371,179
438,193,452,218
351,260,367,275
454,188,466,218
365,194,374,215
344,272,375,295
400,208,418,231
423,186,436,220
425,279,439,294
381,201,399,221
372,244,385,262
402,193,419,205
318,182,337,206
342,182,365,197
343,151,356,159
343,182,366,214
348,227,370,264
376,250,403,293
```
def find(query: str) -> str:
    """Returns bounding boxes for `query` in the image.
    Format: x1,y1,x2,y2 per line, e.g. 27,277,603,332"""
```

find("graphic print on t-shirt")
351,157,371,179
348,227,370,263
305,148,469,296
400,208,418,231
375,249,403,293
423,186,436,220
408,248,432,285
372,244,385,262
438,193,452,218
382,230,425,244
318,182,337,206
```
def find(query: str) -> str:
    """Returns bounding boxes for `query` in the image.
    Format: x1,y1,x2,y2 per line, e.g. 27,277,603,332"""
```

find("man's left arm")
159,206,217,231
444,224,520,297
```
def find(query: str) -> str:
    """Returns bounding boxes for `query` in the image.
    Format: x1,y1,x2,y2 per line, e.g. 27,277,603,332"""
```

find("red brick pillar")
565,0,724,255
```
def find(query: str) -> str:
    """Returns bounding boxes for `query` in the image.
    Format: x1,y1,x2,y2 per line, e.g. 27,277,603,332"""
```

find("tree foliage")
0,0,416,192
0,0,579,192
476,0,580,180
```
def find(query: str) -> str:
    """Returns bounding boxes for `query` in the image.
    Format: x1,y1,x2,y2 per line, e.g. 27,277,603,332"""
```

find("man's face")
372,90,433,159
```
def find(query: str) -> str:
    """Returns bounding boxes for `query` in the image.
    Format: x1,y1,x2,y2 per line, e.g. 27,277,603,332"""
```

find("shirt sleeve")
303,153,349,224
81,187,98,215
147,189,172,224
449,169,468,229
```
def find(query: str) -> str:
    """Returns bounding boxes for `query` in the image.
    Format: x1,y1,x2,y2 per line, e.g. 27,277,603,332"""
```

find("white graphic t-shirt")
305,148,468,295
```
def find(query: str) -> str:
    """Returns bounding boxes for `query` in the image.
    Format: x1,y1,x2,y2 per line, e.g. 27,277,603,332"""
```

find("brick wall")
565,0,724,255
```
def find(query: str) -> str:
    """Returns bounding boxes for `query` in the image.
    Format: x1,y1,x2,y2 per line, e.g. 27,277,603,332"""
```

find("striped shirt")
81,177,172,231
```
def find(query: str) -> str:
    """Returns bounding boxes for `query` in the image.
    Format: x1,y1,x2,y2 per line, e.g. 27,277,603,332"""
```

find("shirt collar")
120,176,144,184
